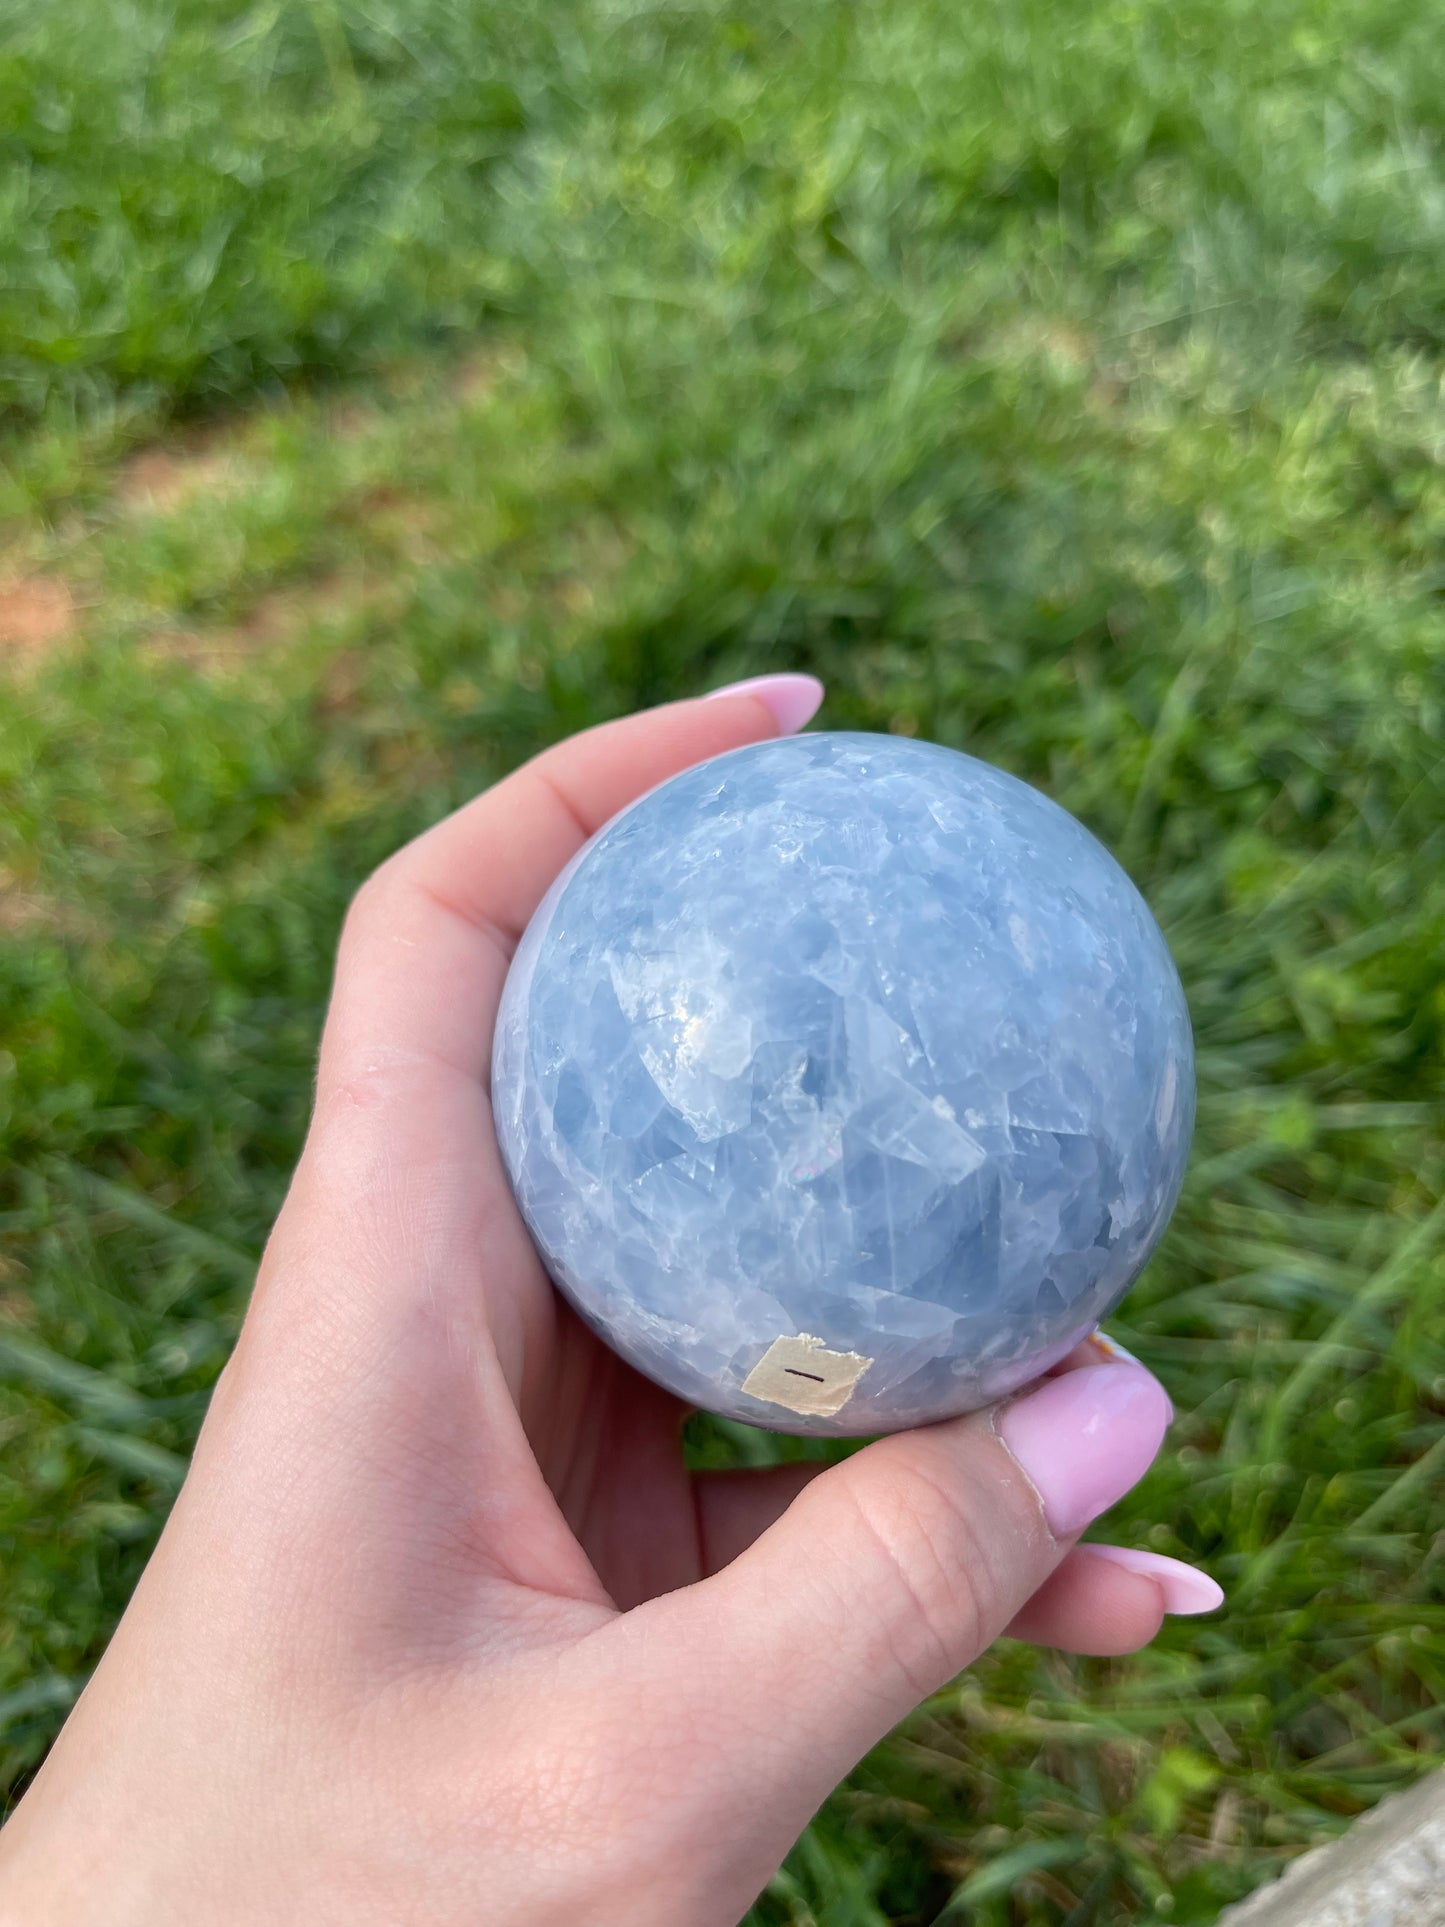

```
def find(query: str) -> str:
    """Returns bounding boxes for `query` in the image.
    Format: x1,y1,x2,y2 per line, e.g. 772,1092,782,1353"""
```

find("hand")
0,677,1220,1927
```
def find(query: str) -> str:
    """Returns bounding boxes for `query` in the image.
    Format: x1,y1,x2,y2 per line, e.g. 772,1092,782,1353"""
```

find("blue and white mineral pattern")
492,733,1194,1435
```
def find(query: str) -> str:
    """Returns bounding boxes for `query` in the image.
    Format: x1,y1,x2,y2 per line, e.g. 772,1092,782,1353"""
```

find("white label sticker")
741,1333,873,1418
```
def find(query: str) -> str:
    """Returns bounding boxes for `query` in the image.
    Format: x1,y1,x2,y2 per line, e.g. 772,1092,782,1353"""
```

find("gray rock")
1217,1774,1445,1927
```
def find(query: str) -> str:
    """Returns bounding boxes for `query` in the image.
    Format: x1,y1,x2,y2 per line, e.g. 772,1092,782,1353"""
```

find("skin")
0,694,1189,1927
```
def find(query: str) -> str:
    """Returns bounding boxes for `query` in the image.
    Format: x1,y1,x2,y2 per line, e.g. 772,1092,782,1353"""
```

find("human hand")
0,677,1221,1927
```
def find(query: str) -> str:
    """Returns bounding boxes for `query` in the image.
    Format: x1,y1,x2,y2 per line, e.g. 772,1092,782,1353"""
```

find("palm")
489,1206,817,1612
528,1298,705,1606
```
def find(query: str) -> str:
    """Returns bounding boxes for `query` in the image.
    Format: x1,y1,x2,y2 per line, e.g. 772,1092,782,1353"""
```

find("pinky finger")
1005,1545,1223,1656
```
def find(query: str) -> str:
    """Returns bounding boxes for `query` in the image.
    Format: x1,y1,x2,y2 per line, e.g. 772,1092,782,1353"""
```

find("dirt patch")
0,576,79,662
324,398,381,441
0,894,71,937
118,434,248,514
452,345,524,405
0,1255,37,1325
317,647,369,717
0,867,97,941
338,485,447,563
140,568,408,677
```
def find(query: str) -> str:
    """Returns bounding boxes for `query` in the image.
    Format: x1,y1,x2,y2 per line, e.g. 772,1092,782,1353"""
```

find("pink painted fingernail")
1080,1545,1225,1616
997,1362,1171,1537
1085,1329,1174,1419
703,672,825,734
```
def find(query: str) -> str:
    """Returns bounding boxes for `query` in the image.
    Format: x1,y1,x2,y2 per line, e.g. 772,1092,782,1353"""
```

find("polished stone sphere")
492,733,1193,1435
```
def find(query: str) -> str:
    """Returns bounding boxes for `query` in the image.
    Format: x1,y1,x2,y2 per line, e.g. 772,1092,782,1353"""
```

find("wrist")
0,1779,171,1927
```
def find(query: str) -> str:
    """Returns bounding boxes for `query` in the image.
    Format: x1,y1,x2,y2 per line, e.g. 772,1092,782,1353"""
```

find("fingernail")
1085,1329,1174,1419
1080,1545,1225,1616
997,1362,1171,1537
703,672,825,734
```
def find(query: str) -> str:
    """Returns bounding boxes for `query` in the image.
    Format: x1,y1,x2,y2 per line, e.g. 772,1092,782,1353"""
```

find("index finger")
317,676,824,1100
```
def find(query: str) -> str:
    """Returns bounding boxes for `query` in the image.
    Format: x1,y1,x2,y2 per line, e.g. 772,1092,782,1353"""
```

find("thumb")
633,1358,1169,1819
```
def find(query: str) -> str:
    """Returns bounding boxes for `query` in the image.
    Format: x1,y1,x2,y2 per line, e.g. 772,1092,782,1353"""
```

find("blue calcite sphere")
493,733,1193,1436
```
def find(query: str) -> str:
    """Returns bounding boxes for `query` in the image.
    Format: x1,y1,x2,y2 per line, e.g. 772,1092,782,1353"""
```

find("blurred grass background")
1,0,1442,1919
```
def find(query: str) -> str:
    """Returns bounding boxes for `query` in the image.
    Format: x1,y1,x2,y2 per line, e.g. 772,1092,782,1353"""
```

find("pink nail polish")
703,672,825,735
1080,1545,1225,1616
1084,1328,1174,1419
997,1362,1171,1536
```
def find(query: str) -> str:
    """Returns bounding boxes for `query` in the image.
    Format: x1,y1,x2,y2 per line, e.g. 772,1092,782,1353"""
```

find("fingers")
689,1331,1161,1580
1003,1546,1221,1654
693,1470,1221,1655
690,1330,1153,1577
1003,1547,1170,1655
694,1462,828,1575
317,679,823,1100
632,1359,1172,1816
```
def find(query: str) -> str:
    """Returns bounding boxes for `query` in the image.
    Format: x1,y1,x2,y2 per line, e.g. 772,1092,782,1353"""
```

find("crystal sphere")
493,733,1193,1435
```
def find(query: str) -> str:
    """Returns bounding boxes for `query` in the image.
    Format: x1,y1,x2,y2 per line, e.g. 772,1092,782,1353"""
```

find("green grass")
2,0,1443,1919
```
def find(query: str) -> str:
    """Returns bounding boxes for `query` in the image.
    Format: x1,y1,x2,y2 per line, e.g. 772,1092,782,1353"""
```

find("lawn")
1,0,1443,1919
